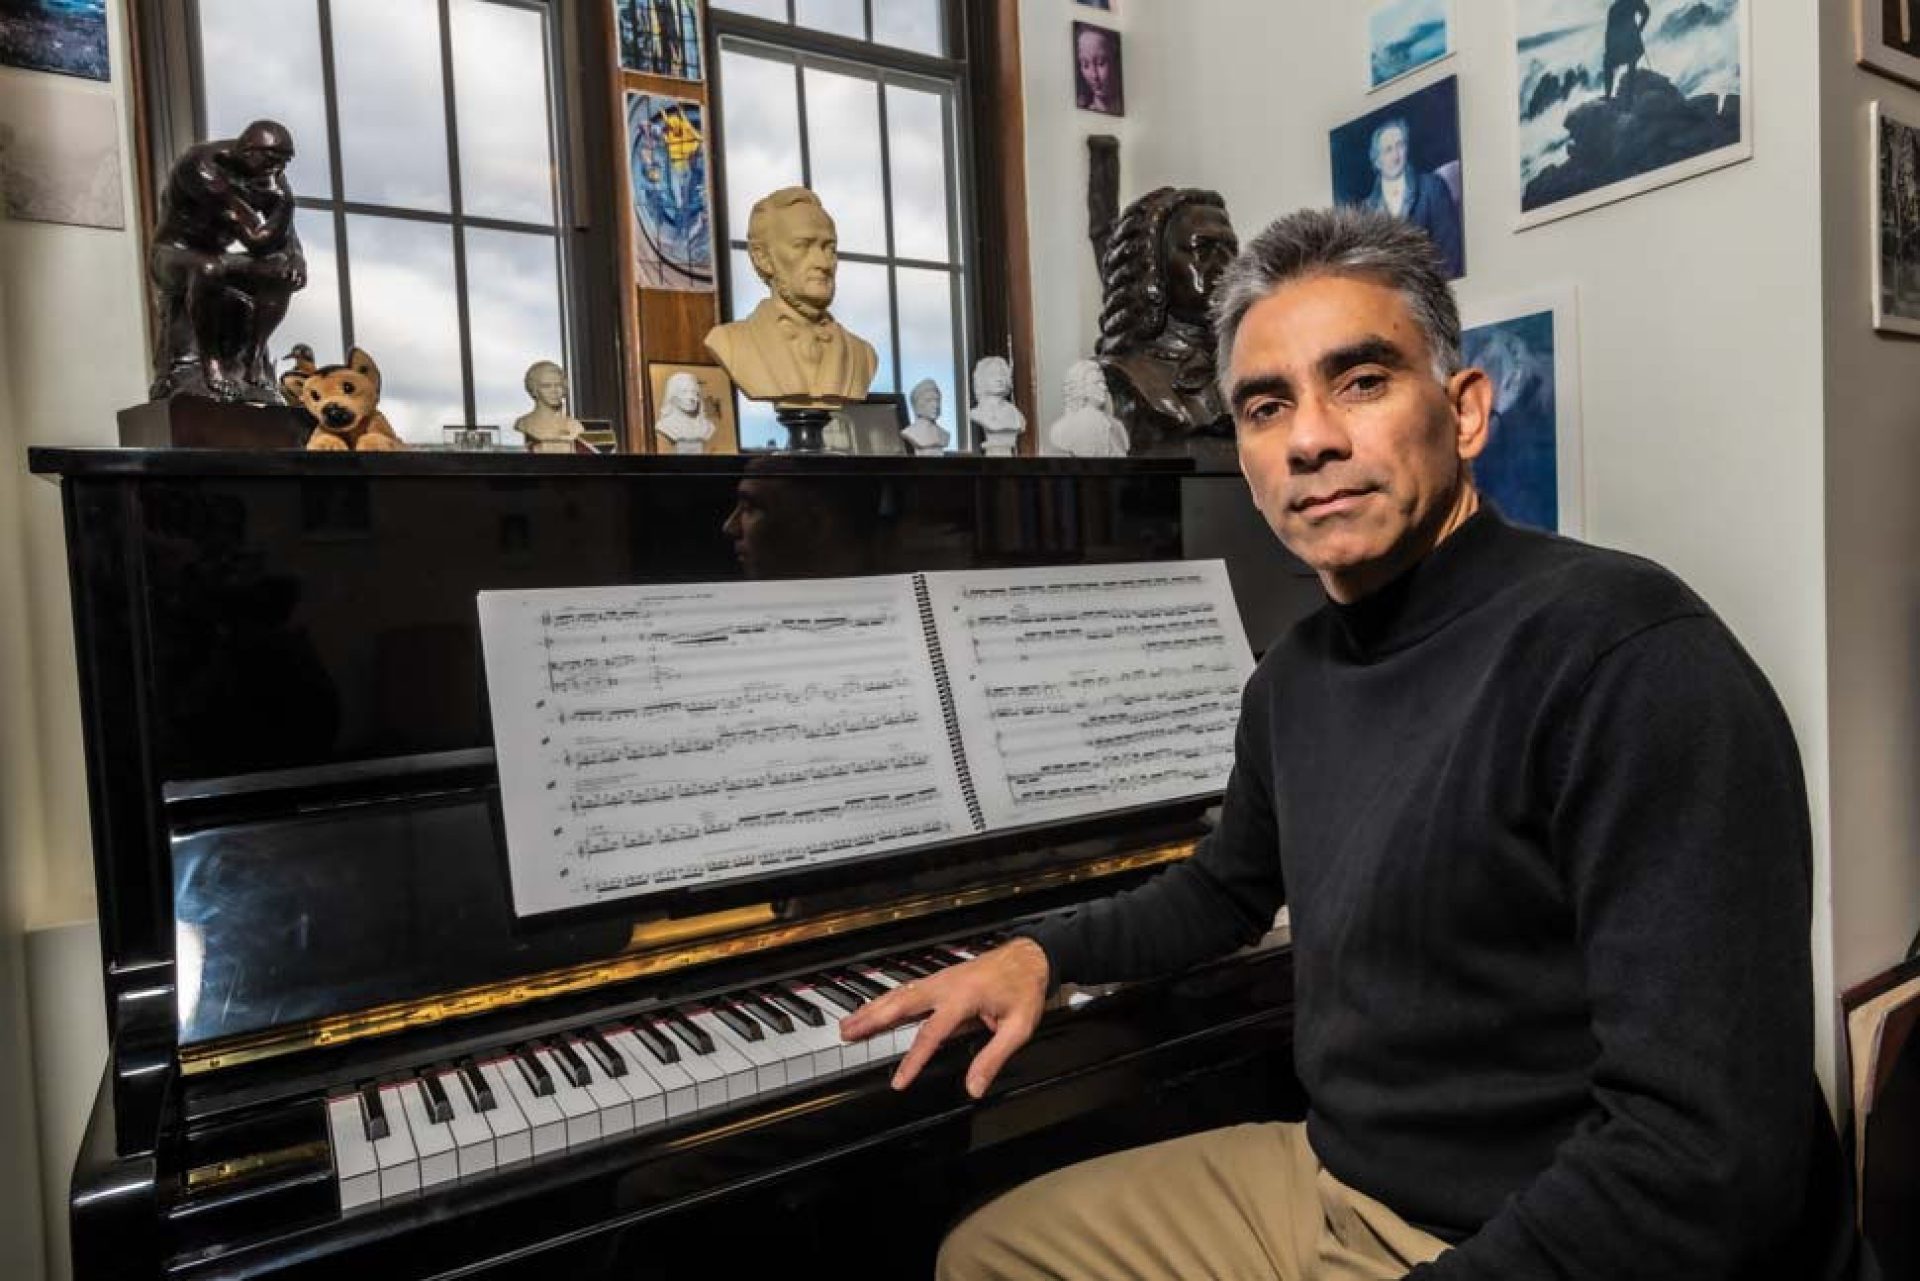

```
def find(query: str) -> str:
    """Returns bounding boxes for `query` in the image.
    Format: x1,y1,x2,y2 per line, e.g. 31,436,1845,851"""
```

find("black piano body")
33,450,1308,1279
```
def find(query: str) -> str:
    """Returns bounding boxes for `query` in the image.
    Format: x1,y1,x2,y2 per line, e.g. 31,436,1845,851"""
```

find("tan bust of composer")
703,187,879,404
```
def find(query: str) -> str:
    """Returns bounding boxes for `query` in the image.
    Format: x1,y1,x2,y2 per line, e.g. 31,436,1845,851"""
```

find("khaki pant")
937,1123,1450,1281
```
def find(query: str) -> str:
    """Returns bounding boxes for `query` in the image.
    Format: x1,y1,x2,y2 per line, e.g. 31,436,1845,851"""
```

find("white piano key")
781,984,851,1078
703,1008,787,1095
646,1016,729,1112
438,1070,497,1179
326,1094,381,1211
681,1009,763,1104
609,1029,700,1120
740,995,822,1087
396,1080,459,1189
498,1057,568,1158
370,1083,421,1200
476,1062,534,1166
566,1043,637,1137
593,1034,668,1129
852,966,923,1058
532,1048,602,1148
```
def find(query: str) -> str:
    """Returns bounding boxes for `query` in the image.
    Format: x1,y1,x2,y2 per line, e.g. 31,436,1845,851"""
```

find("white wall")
1819,5,1920,1001
0,1,146,1275
1094,0,1840,1085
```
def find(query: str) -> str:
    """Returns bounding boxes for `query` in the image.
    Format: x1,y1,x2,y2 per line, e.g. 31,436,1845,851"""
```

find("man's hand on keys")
838,938,1052,1099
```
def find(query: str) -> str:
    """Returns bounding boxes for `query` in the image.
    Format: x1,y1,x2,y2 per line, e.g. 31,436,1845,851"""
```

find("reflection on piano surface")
36,452,1310,1279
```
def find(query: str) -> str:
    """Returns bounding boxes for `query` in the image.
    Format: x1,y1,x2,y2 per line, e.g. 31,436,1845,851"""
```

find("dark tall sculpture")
1095,187,1239,458
148,120,306,405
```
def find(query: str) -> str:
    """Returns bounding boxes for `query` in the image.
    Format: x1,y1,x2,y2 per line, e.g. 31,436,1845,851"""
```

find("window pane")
834,260,894,393
344,215,464,441
464,228,564,431
895,266,958,451
886,84,950,262
718,48,802,240
711,0,786,21
199,0,332,199
873,0,944,56
803,67,886,255
279,218,344,362
795,0,864,40
452,0,556,224
332,0,451,212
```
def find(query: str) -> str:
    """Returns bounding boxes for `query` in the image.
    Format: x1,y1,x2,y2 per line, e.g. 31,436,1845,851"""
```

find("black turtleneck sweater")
1025,509,1854,1280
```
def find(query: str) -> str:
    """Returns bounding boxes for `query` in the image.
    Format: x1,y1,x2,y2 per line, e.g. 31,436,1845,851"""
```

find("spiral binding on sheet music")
916,574,986,832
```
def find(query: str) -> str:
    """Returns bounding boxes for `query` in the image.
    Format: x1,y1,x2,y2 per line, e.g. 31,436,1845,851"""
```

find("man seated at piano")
841,207,1860,1279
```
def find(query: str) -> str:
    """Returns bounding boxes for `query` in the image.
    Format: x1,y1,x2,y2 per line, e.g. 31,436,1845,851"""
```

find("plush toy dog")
279,346,403,451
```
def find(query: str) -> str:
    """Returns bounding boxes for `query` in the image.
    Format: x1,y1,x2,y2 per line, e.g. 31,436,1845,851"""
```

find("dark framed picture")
1073,22,1124,117
1330,75,1465,279
1460,287,1583,535
828,395,909,456
1074,0,1114,9
614,0,702,81
1515,0,1750,228
1860,0,1920,88
0,0,108,81
1873,101,1920,336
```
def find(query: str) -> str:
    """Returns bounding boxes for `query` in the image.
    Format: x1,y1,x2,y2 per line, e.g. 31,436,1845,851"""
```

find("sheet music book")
479,561,1253,917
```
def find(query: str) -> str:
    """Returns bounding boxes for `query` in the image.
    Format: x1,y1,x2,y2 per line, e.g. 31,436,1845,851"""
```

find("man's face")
753,201,839,313
234,144,291,180
977,363,1010,398
1164,204,1240,324
912,385,941,419
1373,125,1409,182
531,370,567,410
1228,274,1488,603
669,376,702,413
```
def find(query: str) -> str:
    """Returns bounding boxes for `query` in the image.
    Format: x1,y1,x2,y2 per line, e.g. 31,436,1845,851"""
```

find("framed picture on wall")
1514,0,1752,229
1073,22,1124,117
614,0,703,81
1871,101,1920,336
1458,287,1584,536
0,0,109,81
1367,0,1453,93
1859,0,1920,88
625,90,714,291
1330,76,1466,279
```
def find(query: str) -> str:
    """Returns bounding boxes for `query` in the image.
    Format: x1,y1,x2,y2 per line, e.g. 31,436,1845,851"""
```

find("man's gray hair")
1212,206,1462,394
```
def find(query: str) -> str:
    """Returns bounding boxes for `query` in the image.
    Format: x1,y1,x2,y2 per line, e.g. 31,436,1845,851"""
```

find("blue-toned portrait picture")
1462,309,1560,531
0,0,109,81
1330,76,1465,279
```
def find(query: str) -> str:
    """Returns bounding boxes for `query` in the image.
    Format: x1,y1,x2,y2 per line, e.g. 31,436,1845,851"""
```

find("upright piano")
34,450,1309,1279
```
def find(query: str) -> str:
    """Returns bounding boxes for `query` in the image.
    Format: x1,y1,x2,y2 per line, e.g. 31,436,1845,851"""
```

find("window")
710,1,970,451
195,0,566,443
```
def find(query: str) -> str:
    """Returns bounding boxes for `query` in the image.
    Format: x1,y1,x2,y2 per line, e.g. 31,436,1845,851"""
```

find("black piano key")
515,1046,556,1097
811,977,863,1015
889,954,937,979
712,1000,764,1042
739,991,793,1035
418,1071,454,1124
877,964,920,988
582,1026,628,1077
663,1010,715,1056
547,1038,592,1089
915,949,962,969
628,1016,681,1065
931,945,976,966
769,983,826,1028
836,969,888,1001
357,1083,390,1142
457,1057,497,1112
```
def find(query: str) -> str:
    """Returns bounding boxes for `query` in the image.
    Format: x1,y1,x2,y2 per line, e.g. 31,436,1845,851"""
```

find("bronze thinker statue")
1095,187,1240,457
148,120,306,405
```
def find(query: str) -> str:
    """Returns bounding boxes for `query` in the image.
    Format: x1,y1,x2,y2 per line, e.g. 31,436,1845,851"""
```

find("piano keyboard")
325,937,1000,1211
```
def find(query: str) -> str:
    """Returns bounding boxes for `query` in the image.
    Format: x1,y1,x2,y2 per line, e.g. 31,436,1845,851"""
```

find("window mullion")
315,0,353,352
438,0,478,427
876,73,901,396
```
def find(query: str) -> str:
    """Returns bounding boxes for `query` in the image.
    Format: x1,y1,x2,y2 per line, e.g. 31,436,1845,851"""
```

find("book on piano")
480,560,1255,918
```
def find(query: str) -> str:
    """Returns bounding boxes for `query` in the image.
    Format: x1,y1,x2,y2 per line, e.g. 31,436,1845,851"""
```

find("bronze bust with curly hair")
1095,187,1240,456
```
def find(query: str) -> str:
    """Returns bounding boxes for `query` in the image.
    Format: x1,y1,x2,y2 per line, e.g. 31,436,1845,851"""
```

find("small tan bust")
514,360,584,454
703,187,879,404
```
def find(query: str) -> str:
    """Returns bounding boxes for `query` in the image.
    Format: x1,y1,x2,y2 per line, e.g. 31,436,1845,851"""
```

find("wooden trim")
968,0,1037,451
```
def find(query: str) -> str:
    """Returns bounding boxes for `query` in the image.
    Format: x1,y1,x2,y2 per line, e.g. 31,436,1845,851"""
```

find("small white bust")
902,378,950,456
1048,360,1130,458
969,356,1025,456
655,371,718,455
514,360,585,454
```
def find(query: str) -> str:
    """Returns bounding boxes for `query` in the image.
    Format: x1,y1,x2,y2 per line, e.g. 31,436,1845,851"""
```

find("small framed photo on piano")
441,424,502,452
828,395,909,456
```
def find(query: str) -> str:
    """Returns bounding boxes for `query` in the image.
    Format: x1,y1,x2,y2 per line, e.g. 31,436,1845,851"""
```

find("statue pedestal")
774,405,832,454
118,397,312,450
